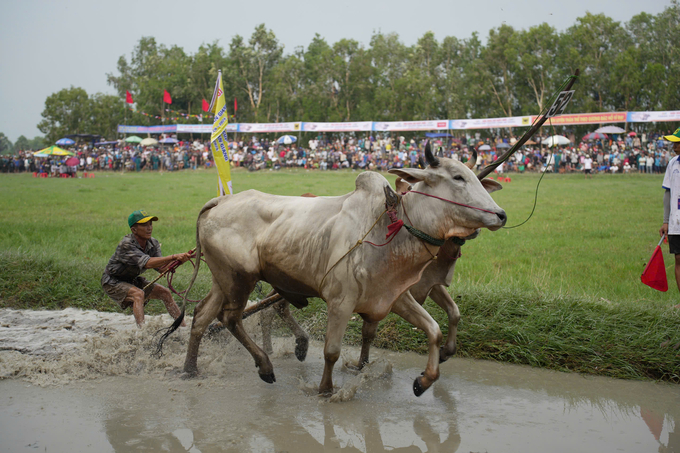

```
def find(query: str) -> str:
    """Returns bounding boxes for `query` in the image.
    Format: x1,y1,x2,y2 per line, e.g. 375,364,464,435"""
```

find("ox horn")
424,141,440,168
465,147,477,170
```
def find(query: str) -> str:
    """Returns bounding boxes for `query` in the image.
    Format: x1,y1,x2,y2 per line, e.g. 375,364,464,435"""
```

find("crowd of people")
1,129,676,176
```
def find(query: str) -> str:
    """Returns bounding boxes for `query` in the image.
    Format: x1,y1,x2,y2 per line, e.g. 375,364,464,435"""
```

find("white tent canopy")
541,135,571,147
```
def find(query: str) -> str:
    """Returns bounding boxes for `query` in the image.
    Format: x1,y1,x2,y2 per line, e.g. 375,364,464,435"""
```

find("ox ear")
481,178,503,193
388,168,435,185
394,177,411,194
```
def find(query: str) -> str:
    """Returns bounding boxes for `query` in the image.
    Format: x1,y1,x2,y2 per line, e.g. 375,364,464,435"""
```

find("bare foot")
674,304,680,309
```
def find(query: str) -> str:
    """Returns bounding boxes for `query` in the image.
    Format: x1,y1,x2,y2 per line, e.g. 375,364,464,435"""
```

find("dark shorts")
669,235,680,255
102,276,157,309
585,169,591,174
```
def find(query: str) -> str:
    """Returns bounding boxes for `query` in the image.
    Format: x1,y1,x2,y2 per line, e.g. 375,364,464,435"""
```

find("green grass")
1,168,679,382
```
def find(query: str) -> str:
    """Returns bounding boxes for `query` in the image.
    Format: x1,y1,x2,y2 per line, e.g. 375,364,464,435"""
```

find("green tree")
89,93,126,139
368,32,408,121
269,51,305,122
228,24,284,121
559,13,627,112
404,31,442,120
0,132,13,154
508,23,560,113
14,135,30,151
29,136,45,150
37,86,91,143
439,35,467,120
482,25,519,118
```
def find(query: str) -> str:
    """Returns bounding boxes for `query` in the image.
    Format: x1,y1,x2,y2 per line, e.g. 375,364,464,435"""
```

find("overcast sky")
0,0,672,142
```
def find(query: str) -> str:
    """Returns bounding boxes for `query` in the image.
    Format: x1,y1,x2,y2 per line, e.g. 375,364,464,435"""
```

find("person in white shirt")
660,127,680,305
583,155,593,178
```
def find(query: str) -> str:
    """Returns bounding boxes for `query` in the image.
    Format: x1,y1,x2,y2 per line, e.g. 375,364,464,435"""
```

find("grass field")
1,167,679,382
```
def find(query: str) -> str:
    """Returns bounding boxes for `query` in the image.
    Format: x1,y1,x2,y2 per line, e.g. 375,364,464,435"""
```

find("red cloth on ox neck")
641,246,668,292
386,220,404,239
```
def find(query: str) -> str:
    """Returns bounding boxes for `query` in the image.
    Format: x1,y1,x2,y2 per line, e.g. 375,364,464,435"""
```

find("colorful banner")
118,110,679,135
627,111,680,123
373,120,449,131
302,121,373,132
176,124,236,134
117,125,178,134
209,70,233,196
238,122,301,133
534,112,628,126
450,116,531,130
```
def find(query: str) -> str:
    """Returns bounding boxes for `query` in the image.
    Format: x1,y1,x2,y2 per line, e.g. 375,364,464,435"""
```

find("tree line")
29,1,680,145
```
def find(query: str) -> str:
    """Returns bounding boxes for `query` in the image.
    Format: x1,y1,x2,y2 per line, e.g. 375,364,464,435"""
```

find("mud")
1,308,679,452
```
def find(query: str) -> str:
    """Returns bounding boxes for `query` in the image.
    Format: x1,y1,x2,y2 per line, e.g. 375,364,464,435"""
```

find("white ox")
177,150,506,396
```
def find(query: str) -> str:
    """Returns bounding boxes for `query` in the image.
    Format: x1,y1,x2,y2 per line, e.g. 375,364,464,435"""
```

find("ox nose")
496,211,507,225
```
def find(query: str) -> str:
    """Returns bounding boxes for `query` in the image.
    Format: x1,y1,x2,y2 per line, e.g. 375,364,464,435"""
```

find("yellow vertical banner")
209,70,232,195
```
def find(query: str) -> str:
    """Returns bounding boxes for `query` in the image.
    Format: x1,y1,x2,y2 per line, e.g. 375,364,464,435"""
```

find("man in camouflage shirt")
102,209,191,327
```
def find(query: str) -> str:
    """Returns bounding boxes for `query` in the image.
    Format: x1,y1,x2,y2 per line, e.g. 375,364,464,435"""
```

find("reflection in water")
2,308,680,453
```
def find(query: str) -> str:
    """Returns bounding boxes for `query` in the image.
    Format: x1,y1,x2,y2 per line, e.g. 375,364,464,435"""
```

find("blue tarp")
425,133,454,138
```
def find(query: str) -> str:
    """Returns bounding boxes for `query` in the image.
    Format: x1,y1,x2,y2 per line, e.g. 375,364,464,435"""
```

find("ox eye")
453,175,465,181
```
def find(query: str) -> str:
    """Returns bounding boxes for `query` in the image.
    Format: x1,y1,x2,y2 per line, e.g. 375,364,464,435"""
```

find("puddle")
1,308,679,452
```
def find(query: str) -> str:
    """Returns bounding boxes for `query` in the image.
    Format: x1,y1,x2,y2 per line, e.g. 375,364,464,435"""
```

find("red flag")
234,98,238,113
125,90,134,104
202,98,210,112
163,90,172,104
641,244,668,292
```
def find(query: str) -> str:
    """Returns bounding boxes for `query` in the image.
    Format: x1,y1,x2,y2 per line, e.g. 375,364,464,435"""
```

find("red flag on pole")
202,98,210,112
641,236,668,292
163,90,172,104
125,90,134,104
234,98,238,113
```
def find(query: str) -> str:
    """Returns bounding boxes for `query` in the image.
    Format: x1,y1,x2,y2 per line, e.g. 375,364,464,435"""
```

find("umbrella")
582,132,608,141
140,138,159,146
478,144,491,151
276,135,297,145
496,143,511,149
65,157,79,166
595,125,626,134
33,146,74,157
125,136,143,143
541,135,571,147
55,138,75,146
160,137,178,144
628,131,637,137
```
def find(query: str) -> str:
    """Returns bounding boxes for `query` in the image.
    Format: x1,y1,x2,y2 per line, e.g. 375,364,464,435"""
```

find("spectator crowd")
1,130,676,176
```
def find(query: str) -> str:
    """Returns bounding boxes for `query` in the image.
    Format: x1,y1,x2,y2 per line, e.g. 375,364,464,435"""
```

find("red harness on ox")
363,190,495,248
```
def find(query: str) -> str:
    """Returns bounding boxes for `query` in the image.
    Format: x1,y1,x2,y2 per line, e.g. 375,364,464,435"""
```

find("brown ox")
172,145,505,396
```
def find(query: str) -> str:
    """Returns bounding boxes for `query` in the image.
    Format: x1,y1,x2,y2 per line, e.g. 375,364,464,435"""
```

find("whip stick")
477,69,580,179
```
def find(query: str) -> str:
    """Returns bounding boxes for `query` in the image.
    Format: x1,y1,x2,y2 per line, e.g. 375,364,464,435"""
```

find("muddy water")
1,308,679,453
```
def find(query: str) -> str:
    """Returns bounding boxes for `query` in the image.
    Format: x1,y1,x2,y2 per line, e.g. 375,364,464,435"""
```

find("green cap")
663,127,680,143
128,209,158,228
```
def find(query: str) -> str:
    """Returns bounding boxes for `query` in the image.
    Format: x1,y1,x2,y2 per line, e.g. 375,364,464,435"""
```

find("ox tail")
153,198,220,358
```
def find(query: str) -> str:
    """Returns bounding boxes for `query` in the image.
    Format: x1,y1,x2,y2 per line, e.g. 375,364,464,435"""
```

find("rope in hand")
142,248,206,303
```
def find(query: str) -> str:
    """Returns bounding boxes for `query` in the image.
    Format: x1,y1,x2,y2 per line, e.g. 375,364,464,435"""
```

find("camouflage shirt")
101,234,162,285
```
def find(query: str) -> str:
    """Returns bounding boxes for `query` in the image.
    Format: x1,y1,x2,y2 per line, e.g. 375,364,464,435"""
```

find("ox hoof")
344,360,366,372
181,370,199,380
413,376,430,397
259,372,276,384
295,337,309,362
